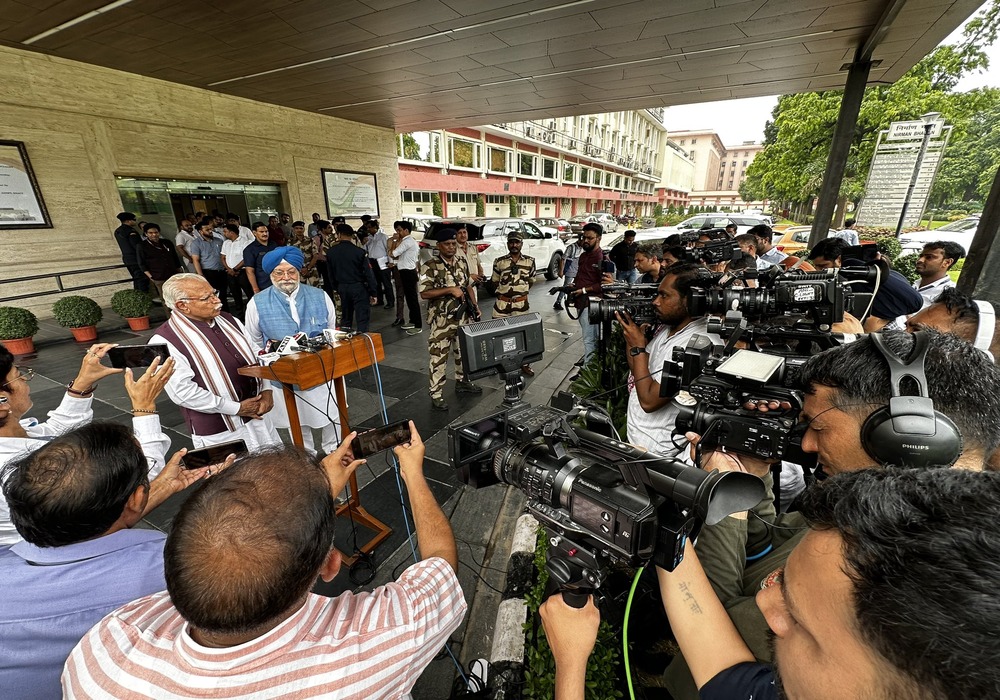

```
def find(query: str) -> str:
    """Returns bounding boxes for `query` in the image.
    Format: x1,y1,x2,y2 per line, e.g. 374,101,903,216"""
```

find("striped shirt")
62,557,466,699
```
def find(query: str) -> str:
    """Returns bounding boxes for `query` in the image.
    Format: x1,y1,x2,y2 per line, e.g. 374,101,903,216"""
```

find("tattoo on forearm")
678,582,703,614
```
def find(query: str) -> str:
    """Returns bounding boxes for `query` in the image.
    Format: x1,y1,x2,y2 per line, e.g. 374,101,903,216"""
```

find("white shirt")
237,225,253,242
0,395,169,546
221,236,251,268
830,228,860,246
757,247,788,269
391,235,419,270
913,275,955,309
174,229,196,270
364,230,390,259
627,318,716,454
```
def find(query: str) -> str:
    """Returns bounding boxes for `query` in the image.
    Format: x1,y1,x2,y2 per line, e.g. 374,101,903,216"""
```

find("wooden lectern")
239,334,392,561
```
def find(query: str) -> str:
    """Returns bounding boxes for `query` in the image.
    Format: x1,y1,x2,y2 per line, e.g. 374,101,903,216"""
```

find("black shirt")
609,240,638,271
699,662,777,700
114,224,141,265
136,239,181,280
327,242,376,294
244,240,278,291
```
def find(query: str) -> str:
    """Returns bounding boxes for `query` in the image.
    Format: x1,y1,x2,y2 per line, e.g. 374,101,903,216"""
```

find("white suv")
663,213,769,237
419,218,566,280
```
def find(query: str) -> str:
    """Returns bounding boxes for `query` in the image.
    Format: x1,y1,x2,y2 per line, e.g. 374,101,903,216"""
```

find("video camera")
448,314,765,606
587,282,659,325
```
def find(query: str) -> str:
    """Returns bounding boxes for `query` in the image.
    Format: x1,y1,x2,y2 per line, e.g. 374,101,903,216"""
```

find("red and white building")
397,109,667,219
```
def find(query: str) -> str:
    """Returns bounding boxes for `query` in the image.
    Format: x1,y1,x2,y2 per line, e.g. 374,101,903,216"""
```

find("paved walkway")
15,278,585,697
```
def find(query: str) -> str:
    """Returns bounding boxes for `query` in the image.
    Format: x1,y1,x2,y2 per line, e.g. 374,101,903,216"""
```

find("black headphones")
860,331,963,468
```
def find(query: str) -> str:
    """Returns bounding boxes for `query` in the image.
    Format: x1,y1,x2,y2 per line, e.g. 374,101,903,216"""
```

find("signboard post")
857,114,950,232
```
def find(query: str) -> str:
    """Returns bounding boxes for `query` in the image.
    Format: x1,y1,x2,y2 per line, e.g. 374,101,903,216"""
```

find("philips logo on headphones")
902,444,930,450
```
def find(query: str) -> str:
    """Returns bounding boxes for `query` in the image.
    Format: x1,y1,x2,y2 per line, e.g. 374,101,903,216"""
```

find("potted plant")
111,289,153,331
52,295,103,342
0,306,40,355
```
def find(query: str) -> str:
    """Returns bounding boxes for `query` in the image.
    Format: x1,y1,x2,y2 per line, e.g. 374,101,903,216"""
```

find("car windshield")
937,218,979,232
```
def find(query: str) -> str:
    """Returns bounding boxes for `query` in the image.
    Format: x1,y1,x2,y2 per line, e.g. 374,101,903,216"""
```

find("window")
541,158,557,179
398,132,442,163
605,172,613,187
691,138,698,144
401,191,434,203
518,153,536,177
615,175,621,188
563,163,576,182
679,140,686,145
449,138,480,169
540,197,555,204
489,147,511,173
522,222,545,239
486,195,506,204
742,160,747,166
579,167,590,184
448,192,476,203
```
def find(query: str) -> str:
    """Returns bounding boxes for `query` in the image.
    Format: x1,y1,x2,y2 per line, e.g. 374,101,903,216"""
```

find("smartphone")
181,439,248,469
351,420,412,459
108,344,170,369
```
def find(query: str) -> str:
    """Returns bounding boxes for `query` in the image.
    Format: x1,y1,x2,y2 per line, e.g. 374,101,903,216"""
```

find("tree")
509,195,518,217
742,4,1000,218
400,133,421,160
476,194,486,217
432,192,443,217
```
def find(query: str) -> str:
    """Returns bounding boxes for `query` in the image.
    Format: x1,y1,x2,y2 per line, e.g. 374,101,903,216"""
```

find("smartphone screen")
351,421,412,459
181,439,248,469
108,344,170,369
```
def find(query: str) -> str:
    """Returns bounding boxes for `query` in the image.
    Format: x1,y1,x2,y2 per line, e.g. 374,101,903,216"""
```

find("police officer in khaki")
490,230,537,375
419,228,483,411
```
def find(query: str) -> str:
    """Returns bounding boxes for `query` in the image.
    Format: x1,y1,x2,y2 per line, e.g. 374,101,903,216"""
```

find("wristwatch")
629,346,648,357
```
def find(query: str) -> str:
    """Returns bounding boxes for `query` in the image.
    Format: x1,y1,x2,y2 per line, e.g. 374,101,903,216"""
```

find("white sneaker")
467,658,489,692
405,327,422,335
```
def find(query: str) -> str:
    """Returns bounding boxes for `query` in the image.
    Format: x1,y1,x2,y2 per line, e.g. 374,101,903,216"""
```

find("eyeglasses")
180,289,220,303
271,270,300,279
2,366,35,388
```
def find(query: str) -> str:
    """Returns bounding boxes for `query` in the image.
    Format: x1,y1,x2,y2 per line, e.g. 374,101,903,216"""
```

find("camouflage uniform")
490,254,536,317
287,230,321,287
420,255,472,400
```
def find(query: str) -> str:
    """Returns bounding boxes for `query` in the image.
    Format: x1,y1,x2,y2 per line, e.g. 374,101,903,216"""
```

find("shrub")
509,195,519,217
894,253,920,283
431,192,443,217
110,289,153,318
869,234,902,262
52,296,102,328
476,194,486,217
0,307,39,340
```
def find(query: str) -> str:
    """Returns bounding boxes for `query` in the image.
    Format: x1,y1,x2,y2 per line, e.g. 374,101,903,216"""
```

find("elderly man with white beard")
243,246,341,455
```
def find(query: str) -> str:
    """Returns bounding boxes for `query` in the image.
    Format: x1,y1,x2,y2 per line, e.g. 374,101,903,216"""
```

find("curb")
487,513,538,699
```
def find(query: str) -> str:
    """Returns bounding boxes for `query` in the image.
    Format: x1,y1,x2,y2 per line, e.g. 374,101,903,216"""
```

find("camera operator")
634,243,667,284
907,287,999,360
808,237,922,331
618,263,718,453
569,223,614,368
661,329,1000,699
748,224,786,269
548,468,1000,700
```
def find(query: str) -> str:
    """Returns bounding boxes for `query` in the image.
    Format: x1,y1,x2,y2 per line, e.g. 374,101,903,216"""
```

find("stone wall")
0,44,399,316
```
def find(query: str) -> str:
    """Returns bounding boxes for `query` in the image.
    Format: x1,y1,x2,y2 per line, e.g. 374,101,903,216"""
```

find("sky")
662,11,1000,147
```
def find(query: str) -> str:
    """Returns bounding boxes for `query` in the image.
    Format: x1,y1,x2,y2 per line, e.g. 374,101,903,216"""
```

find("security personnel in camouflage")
490,231,537,375
419,228,482,411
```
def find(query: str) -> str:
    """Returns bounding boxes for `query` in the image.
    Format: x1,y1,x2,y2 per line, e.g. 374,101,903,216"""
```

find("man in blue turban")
243,247,341,456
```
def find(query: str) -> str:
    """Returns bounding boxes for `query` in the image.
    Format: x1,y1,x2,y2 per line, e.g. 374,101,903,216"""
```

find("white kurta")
242,287,342,430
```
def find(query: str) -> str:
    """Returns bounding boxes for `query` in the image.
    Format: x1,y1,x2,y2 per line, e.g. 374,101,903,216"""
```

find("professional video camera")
586,282,659,325
448,314,765,605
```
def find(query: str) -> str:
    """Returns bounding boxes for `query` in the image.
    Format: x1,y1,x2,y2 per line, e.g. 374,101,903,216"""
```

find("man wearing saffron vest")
243,247,341,456
150,274,280,451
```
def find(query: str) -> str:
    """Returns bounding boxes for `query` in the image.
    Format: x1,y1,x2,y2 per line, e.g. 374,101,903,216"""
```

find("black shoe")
553,302,563,310
432,397,449,411
569,372,581,382
391,318,404,327
456,380,483,394
574,358,585,367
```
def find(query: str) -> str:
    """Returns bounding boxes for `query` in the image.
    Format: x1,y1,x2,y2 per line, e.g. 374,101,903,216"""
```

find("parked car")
419,218,565,281
569,213,619,235
532,217,572,240
774,226,837,256
401,214,442,233
898,215,980,255
660,213,769,238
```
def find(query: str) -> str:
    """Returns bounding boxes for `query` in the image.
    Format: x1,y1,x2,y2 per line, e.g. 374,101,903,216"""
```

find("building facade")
669,131,767,211
397,109,666,220
656,139,696,209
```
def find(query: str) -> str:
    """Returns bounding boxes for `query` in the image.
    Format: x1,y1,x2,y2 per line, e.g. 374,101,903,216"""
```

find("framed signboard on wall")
0,140,52,229
321,169,379,219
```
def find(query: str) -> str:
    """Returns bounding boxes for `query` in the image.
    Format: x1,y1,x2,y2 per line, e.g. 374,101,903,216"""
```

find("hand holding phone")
108,344,170,369
351,420,413,459
181,439,248,469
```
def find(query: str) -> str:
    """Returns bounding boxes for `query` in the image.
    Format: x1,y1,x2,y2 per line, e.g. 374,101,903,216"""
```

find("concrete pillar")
808,59,872,249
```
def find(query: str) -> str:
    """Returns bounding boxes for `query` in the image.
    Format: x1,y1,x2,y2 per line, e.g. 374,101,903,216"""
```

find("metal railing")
0,264,131,303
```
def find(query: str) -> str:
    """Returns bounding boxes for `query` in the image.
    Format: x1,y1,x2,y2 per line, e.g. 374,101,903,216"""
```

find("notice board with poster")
0,140,52,229
321,169,379,219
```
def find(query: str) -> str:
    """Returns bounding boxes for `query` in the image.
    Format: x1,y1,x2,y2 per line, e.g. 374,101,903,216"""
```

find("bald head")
164,448,336,636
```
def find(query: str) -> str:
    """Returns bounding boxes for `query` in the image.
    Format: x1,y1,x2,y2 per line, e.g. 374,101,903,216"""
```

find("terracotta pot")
70,325,98,342
126,316,150,331
1,337,35,355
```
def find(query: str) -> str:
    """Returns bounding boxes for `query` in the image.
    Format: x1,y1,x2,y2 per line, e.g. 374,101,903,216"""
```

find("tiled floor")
15,277,586,697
